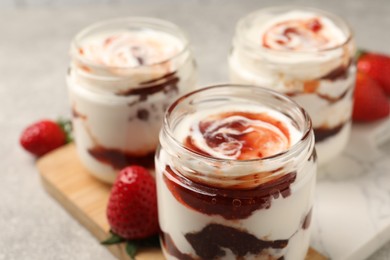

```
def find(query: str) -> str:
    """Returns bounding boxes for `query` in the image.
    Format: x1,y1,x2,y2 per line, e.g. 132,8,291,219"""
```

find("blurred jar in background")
229,6,356,165
67,17,197,183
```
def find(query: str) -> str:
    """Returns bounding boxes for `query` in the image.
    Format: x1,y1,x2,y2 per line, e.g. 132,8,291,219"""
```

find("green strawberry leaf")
101,232,125,245
126,242,138,260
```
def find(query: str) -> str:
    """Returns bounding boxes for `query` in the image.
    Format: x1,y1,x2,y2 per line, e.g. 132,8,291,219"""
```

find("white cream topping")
257,11,346,51
78,30,183,68
232,10,351,80
190,115,289,160
174,105,302,160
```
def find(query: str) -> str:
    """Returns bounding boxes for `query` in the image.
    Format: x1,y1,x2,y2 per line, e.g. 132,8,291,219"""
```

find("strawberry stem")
355,49,366,61
57,118,73,143
101,232,160,259
101,232,125,245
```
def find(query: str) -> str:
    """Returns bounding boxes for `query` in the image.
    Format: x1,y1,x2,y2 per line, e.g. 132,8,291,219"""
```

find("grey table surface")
1,0,390,259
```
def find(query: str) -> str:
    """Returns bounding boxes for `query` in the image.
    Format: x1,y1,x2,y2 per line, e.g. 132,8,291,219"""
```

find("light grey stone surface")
1,1,389,259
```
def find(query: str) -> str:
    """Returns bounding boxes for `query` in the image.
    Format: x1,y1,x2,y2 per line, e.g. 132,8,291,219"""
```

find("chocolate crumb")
137,109,149,121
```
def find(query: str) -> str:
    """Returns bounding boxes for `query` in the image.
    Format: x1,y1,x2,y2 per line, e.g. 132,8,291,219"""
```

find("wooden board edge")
37,147,130,260
307,247,328,260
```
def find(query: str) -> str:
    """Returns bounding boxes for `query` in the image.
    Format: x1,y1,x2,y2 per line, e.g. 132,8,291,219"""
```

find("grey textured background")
1,0,390,259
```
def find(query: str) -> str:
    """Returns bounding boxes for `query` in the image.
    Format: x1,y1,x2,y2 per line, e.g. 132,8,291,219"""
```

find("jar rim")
162,84,314,166
234,5,354,55
70,17,190,70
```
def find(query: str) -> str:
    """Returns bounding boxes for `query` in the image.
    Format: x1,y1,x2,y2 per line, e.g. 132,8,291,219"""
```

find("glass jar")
67,17,197,183
229,6,356,165
156,85,317,260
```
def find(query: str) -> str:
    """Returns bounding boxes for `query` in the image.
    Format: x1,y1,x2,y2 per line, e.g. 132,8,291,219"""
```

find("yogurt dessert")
156,85,317,260
229,7,356,165
67,18,196,183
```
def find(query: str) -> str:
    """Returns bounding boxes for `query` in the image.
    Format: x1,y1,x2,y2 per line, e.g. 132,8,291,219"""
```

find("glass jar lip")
234,5,354,55
163,84,313,165
70,17,190,70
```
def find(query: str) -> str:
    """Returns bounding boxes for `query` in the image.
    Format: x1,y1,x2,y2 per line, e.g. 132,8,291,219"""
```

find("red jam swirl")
263,17,332,51
185,111,291,160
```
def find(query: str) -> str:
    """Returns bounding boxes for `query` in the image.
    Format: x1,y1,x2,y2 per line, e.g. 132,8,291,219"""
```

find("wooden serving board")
37,143,327,260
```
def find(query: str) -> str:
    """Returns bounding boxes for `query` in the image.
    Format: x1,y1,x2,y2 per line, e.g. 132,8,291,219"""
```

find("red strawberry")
357,51,390,95
353,72,390,122
20,119,67,157
107,166,159,240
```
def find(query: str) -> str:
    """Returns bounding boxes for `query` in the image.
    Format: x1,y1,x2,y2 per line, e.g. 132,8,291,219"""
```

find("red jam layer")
164,165,297,220
185,111,291,160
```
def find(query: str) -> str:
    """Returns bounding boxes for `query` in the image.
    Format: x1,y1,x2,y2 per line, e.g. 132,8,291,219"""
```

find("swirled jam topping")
77,30,182,67
182,110,297,160
260,11,346,51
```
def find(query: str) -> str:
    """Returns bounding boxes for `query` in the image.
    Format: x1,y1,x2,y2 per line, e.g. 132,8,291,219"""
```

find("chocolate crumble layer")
116,72,179,99
313,122,348,143
161,224,290,260
161,232,193,260
185,224,288,259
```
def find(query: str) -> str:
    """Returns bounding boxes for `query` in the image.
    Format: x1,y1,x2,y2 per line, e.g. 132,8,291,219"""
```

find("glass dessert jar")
156,85,317,260
67,17,197,183
229,6,356,165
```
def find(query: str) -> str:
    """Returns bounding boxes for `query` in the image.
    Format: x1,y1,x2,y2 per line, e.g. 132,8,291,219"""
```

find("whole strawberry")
357,51,390,95
107,166,159,240
20,119,69,157
353,72,390,122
